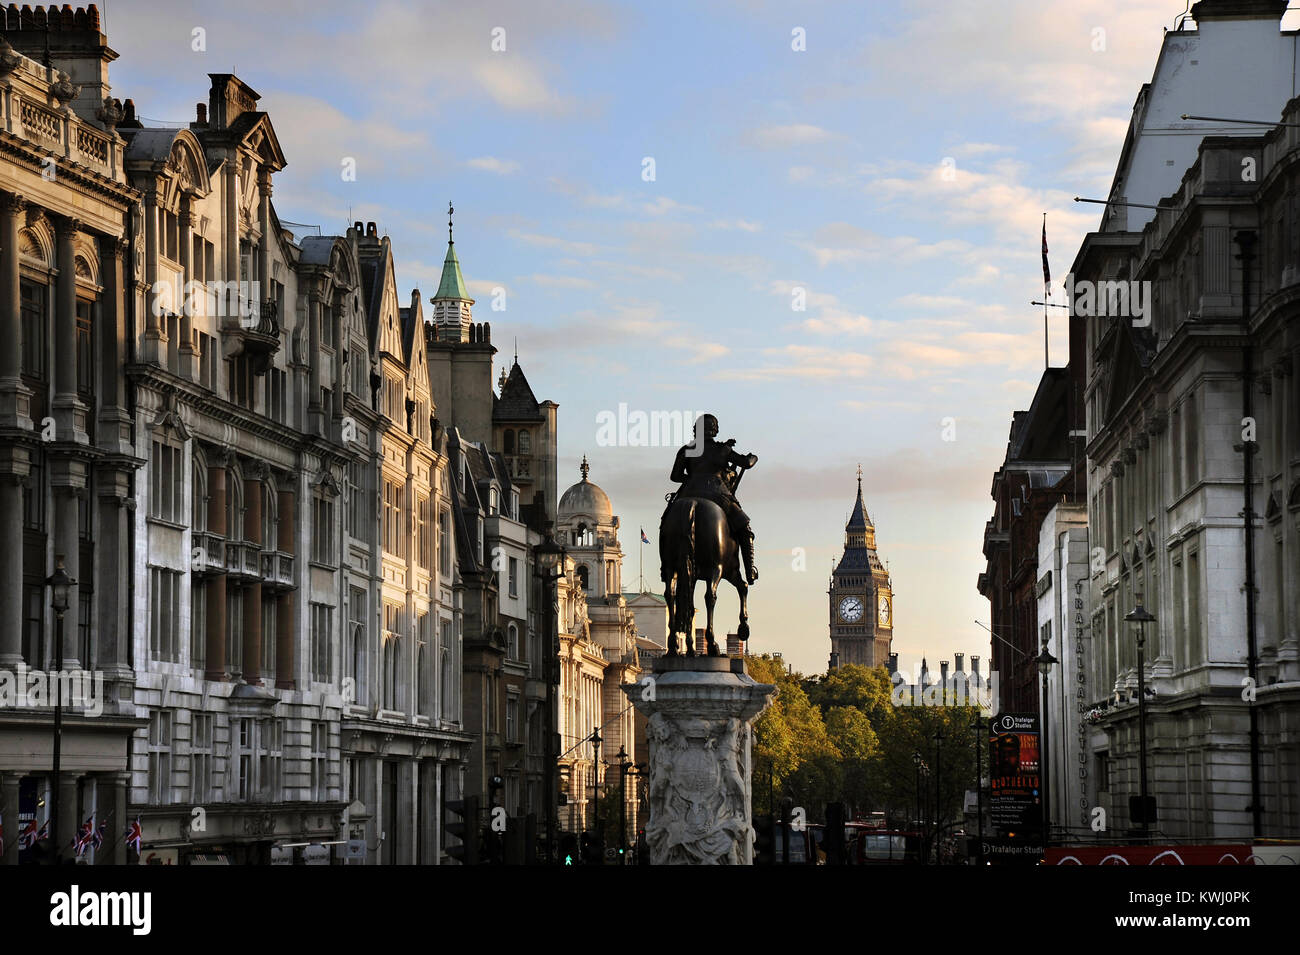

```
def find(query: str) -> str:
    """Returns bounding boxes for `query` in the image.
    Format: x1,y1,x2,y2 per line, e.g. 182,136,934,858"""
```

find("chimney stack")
955,652,965,672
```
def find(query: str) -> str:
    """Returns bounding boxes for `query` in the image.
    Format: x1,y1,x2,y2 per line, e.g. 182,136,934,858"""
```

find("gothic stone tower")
828,470,893,670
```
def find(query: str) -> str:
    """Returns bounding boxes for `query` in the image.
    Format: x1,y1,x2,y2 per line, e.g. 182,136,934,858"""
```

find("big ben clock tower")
828,467,893,670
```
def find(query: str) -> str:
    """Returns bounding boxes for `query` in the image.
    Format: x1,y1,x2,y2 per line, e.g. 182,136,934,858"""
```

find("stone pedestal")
623,656,775,865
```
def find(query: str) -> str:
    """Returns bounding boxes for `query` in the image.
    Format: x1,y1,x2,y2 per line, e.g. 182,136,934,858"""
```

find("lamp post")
932,730,944,864
46,555,73,865
911,750,921,841
971,713,984,865
1037,645,1058,850
589,727,602,846
533,530,567,864
616,745,629,862
1124,594,1155,842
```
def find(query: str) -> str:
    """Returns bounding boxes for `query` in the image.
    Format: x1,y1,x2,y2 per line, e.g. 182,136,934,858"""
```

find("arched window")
507,622,519,660
576,565,589,591
489,486,499,515
262,484,277,550
226,469,243,540
518,430,531,455
503,429,515,454
192,462,207,532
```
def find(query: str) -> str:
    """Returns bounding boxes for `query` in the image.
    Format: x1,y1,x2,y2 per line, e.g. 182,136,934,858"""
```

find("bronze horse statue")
660,462,751,656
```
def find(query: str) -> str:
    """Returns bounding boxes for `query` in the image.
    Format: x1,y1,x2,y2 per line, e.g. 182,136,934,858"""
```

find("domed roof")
559,456,612,523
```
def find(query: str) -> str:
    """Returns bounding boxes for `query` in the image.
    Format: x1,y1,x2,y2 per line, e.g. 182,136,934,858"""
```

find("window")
347,587,366,706
259,718,283,801
487,673,498,733
383,479,405,558
503,429,515,454
508,557,518,597
383,603,403,711
148,710,173,804
507,622,519,661
518,430,531,455
228,353,256,409
261,598,276,680
416,496,430,568
311,722,329,801
438,510,450,576
312,495,335,565
190,580,206,671
75,299,94,406
506,692,519,744
267,367,286,423
348,459,366,540
237,718,253,800
149,568,181,662
23,452,44,531
20,280,46,418
440,619,453,720
417,614,430,716
191,714,212,803
149,441,184,523
1187,550,1201,664
227,587,243,678
311,602,333,683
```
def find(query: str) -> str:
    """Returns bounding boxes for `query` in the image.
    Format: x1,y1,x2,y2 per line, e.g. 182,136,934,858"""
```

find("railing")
19,99,61,145
193,531,227,575
505,454,532,479
225,540,261,579
77,126,109,166
259,550,295,589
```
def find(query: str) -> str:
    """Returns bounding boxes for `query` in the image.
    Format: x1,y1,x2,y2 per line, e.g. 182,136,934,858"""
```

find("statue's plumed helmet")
694,414,720,441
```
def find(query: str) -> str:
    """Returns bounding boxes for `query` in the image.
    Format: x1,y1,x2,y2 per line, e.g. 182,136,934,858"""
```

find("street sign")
604,847,617,861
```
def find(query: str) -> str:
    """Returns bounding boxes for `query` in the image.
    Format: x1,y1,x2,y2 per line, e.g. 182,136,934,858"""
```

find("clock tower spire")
828,468,893,671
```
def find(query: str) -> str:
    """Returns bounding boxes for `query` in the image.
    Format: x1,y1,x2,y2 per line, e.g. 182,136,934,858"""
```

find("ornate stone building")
828,471,893,670
0,3,143,865
555,458,640,840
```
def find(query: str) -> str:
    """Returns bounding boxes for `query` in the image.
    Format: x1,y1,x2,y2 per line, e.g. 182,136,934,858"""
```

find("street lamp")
616,745,630,862
911,750,922,840
1124,594,1156,841
1037,645,1058,850
533,529,567,864
46,554,74,865
589,727,602,849
970,713,985,865
932,730,944,864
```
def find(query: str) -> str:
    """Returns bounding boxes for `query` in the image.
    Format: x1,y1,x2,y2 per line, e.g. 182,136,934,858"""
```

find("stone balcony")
192,531,228,577
224,540,261,581
259,549,295,591
222,300,281,374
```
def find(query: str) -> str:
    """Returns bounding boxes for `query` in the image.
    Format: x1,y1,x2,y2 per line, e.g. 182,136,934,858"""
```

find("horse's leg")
663,572,677,656
705,570,721,656
682,577,696,657
734,575,749,643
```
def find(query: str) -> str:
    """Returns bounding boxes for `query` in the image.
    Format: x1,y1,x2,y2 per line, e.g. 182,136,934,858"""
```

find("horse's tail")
680,498,696,584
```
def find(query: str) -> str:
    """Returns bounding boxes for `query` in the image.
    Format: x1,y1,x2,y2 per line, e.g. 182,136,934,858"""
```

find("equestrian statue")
659,414,758,656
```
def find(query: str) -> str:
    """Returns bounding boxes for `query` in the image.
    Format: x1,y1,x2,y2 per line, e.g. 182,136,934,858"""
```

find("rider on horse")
664,414,759,584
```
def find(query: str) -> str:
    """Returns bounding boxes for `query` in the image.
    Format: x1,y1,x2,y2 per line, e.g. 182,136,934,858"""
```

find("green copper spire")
434,201,471,301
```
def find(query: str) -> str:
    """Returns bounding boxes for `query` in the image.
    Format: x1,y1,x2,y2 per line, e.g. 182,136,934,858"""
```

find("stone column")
307,292,321,433
177,200,197,381
110,771,129,865
622,657,775,865
257,168,271,297
141,189,163,362
0,771,19,865
53,217,81,440
242,473,263,684
55,775,79,864
204,462,228,682
96,236,132,454
275,484,295,689
0,471,25,667
93,474,133,686
0,192,32,427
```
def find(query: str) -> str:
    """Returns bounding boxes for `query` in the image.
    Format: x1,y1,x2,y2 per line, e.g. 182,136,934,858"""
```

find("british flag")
18,817,45,850
91,821,107,851
74,815,94,856
124,816,142,854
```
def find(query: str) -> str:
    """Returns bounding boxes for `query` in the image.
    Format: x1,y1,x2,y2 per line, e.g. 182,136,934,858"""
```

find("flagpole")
1043,212,1049,369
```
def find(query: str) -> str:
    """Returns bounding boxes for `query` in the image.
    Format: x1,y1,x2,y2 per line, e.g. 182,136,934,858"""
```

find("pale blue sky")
102,0,1296,675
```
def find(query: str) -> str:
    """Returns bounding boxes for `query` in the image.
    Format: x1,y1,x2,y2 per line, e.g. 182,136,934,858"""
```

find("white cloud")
466,156,521,174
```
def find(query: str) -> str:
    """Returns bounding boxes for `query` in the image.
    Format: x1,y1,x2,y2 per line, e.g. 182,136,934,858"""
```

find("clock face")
838,596,864,623
878,595,891,626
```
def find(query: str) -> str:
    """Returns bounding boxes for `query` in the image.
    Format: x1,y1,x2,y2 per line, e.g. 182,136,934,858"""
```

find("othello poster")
990,713,1041,834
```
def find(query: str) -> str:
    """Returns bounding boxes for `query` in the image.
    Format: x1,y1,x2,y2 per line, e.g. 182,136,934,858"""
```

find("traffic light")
445,796,480,865
560,833,578,866
753,813,775,865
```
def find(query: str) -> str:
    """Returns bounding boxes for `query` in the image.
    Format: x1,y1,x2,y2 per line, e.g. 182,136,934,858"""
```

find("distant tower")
828,466,893,670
